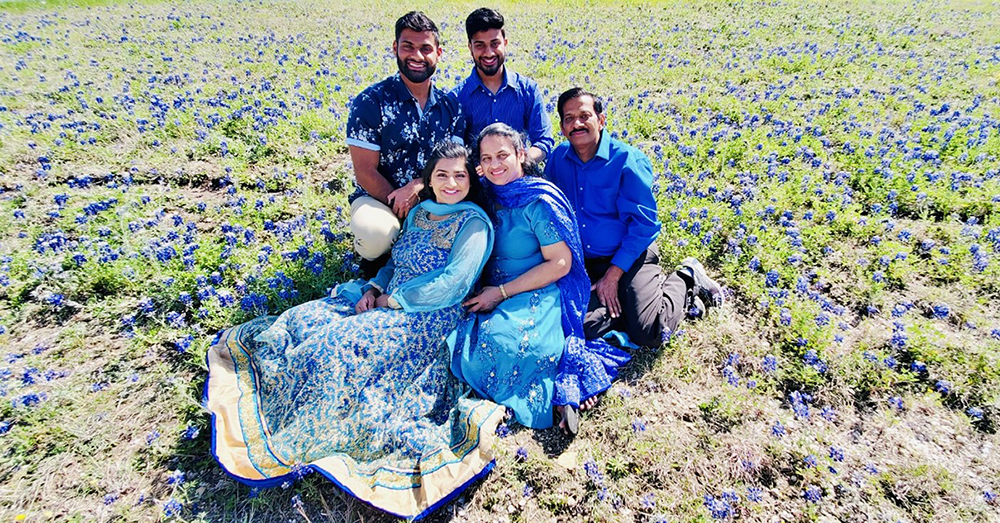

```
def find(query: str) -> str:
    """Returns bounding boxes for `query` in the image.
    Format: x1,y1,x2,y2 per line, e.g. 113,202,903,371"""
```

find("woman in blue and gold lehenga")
204,141,505,520
451,123,631,434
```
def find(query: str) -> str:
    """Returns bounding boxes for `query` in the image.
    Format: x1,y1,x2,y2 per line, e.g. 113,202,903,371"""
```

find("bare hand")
375,293,391,309
355,289,379,313
387,179,423,219
463,286,505,313
592,266,624,318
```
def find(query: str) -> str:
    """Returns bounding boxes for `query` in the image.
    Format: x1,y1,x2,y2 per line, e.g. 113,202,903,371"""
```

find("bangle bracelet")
499,284,509,300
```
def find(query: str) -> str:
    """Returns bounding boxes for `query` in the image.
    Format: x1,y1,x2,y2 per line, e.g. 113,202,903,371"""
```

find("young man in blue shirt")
346,11,466,276
452,8,553,164
545,88,724,348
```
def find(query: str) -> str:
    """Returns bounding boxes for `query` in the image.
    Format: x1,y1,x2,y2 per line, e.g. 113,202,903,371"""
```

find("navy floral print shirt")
346,74,466,200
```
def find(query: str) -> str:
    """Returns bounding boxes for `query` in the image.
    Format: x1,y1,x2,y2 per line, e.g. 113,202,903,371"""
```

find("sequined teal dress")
205,201,504,520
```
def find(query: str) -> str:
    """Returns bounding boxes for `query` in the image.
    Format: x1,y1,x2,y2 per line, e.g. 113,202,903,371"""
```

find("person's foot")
556,405,579,435
679,258,725,310
580,395,600,412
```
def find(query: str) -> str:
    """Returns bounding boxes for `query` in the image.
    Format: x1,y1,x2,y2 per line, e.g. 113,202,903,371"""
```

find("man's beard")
397,56,435,83
476,55,504,77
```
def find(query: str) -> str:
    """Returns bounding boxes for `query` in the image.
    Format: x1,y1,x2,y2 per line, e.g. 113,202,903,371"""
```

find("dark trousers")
358,252,391,280
583,246,689,347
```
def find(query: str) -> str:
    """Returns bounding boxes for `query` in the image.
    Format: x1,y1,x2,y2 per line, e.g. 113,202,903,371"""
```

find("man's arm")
525,78,554,162
609,151,660,272
349,146,393,205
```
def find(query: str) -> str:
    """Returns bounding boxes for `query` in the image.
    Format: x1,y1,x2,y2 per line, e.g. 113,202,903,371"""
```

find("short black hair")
557,87,604,119
395,11,440,46
465,7,504,40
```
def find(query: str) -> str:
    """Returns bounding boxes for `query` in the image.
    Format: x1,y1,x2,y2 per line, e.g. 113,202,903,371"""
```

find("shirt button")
579,187,583,191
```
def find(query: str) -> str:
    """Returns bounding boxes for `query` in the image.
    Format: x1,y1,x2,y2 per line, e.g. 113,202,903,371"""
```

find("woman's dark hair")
475,122,540,177
465,7,504,40
419,141,486,208
395,11,440,46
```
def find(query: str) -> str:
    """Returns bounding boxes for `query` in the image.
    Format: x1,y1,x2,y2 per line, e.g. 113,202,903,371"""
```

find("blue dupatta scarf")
484,176,630,407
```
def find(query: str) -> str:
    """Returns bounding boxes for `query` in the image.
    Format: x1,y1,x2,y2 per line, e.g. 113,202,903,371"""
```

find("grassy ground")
0,0,998,521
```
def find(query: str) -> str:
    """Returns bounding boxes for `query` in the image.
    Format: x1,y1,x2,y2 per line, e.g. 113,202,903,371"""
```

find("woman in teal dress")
450,123,630,433
204,142,505,520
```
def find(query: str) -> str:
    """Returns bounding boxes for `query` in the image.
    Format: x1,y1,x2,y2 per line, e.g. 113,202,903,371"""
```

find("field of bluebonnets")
1,0,999,521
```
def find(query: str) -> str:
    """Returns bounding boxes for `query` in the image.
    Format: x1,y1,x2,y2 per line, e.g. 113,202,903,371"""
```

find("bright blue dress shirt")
451,67,553,156
346,74,466,200
544,130,661,272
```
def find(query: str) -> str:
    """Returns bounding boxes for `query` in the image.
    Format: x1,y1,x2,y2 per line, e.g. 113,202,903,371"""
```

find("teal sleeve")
526,200,563,247
391,219,492,312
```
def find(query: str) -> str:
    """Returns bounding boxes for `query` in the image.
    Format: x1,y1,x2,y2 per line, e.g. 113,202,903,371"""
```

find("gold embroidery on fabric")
413,208,468,250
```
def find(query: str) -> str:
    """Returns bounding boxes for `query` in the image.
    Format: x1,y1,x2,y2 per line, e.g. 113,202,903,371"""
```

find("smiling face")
393,29,442,84
479,134,524,186
559,94,606,159
429,156,471,204
468,28,506,78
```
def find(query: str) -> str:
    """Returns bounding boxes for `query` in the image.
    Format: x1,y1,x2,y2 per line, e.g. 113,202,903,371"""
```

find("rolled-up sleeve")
525,81,554,156
345,90,381,151
610,153,660,271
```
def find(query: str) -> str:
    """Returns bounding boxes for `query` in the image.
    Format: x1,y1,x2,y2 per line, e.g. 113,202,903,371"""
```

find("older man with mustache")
545,87,725,351
346,11,466,277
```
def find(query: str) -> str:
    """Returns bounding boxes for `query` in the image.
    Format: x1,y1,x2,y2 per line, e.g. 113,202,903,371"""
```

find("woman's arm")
464,240,571,313
387,218,492,312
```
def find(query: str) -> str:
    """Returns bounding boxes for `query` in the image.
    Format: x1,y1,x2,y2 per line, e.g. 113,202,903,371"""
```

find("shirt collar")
567,129,612,165
469,66,513,94
392,73,438,108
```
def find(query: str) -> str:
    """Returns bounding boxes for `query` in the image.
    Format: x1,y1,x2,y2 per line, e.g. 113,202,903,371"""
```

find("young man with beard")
453,8,553,164
346,11,466,276
545,87,725,349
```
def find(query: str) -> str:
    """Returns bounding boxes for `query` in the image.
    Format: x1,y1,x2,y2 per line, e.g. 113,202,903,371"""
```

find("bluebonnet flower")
888,396,904,411
703,494,732,519
641,492,656,508
515,447,529,460
747,486,763,502
146,430,161,445
174,335,193,353
182,425,200,440
803,485,822,503
771,421,786,438
163,498,182,518
167,470,186,486
632,418,648,432
583,459,604,486
765,270,780,287
931,303,950,319
829,447,844,462
495,423,510,438
803,455,818,468
762,354,778,373
103,493,118,505
0,420,10,435
820,406,837,422
523,484,534,498
967,407,984,420
935,380,952,394
12,392,47,408
985,490,997,505
722,366,739,386
46,293,66,307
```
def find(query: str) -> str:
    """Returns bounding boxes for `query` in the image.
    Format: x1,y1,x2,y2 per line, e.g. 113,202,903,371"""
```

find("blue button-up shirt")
452,67,553,156
544,131,660,272
346,74,466,199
